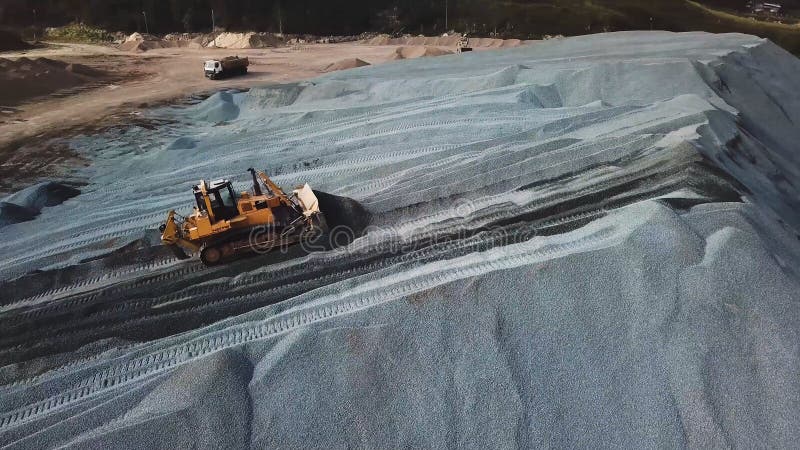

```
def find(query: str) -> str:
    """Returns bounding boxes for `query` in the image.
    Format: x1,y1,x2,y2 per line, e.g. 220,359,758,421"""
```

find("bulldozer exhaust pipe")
248,168,263,196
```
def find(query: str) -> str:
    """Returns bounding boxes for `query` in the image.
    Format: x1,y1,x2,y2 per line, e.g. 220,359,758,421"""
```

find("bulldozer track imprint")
2,33,786,447
0,221,621,431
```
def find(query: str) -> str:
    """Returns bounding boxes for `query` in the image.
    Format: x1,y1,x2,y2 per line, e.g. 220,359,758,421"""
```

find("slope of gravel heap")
0,181,80,227
1,31,800,448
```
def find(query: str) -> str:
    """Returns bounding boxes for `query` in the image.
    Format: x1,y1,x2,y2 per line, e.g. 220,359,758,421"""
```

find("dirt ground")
0,41,486,195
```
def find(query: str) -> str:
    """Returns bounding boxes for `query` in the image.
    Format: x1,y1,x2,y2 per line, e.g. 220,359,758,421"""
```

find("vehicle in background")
204,56,249,79
458,34,472,53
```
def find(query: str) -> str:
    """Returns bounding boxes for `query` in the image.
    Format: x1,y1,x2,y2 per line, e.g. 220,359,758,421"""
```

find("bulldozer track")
3,139,708,326
0,194,619,359
1,209,165,252
0,44,764,442
249,86,515,139
1,257,184,312
0,130,707,335
0,221,621,433
1,157,693,356
289,145,461,177
0,228,143,273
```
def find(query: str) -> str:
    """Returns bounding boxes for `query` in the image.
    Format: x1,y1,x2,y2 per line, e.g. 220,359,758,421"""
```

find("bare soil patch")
0,57,112,107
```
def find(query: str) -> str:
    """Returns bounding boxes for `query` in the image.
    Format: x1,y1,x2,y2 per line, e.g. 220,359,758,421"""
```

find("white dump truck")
204,56,249,79
457,34,473,53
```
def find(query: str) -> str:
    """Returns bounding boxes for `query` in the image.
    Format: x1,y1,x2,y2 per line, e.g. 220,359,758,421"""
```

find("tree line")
1,0,799,38
2,0,484,36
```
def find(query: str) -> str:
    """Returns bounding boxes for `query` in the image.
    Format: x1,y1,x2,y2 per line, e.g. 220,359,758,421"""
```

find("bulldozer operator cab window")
216,184,236,208
192,182,237,220
210,183,239,220
194,191,207,212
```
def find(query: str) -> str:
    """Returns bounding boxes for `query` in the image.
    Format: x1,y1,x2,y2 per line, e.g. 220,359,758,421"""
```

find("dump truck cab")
204,56,248,79
204,60,222,78
457,34,472,53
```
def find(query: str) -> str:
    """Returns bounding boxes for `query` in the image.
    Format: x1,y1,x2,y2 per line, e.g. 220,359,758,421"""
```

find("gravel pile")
1,31,800,448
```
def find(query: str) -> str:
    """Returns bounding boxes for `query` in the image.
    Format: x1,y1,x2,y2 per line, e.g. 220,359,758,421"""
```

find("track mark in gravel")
0,150,743,367
0,38,776,443
0,218,627,432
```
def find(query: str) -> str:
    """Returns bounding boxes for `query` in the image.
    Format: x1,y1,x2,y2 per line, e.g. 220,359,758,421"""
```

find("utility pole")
211,9,215,31
142,11,149,34
278,2,283,35
445,0,448,31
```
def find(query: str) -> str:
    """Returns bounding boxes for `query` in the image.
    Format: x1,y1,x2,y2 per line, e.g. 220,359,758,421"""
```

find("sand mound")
207,32,282,49
0,57,105,106
323,58,371,72
124,32,144,43
366,34,389,45
0,202,36,227
0,30,31,52
118,32,192,52
118,40,148,52
190,91,240,123
0,182,80,227
390,46,453,60
366,34,527,49
123,32,160,43
4,181,80,211
119,39,188,52
500,38,522,47
160,33,217,48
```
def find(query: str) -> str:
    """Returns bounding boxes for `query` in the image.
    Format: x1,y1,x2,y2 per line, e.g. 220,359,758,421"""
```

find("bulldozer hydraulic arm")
257,171,295,208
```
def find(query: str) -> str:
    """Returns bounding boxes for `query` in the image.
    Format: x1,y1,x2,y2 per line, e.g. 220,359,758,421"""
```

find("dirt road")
0,42,427,147
0,41,475,194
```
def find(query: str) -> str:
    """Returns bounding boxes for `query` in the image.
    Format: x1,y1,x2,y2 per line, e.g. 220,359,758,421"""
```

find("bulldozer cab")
193,179,239,221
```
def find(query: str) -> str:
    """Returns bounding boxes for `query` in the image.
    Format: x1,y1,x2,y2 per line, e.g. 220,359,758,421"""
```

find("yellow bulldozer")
159,168,325,265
